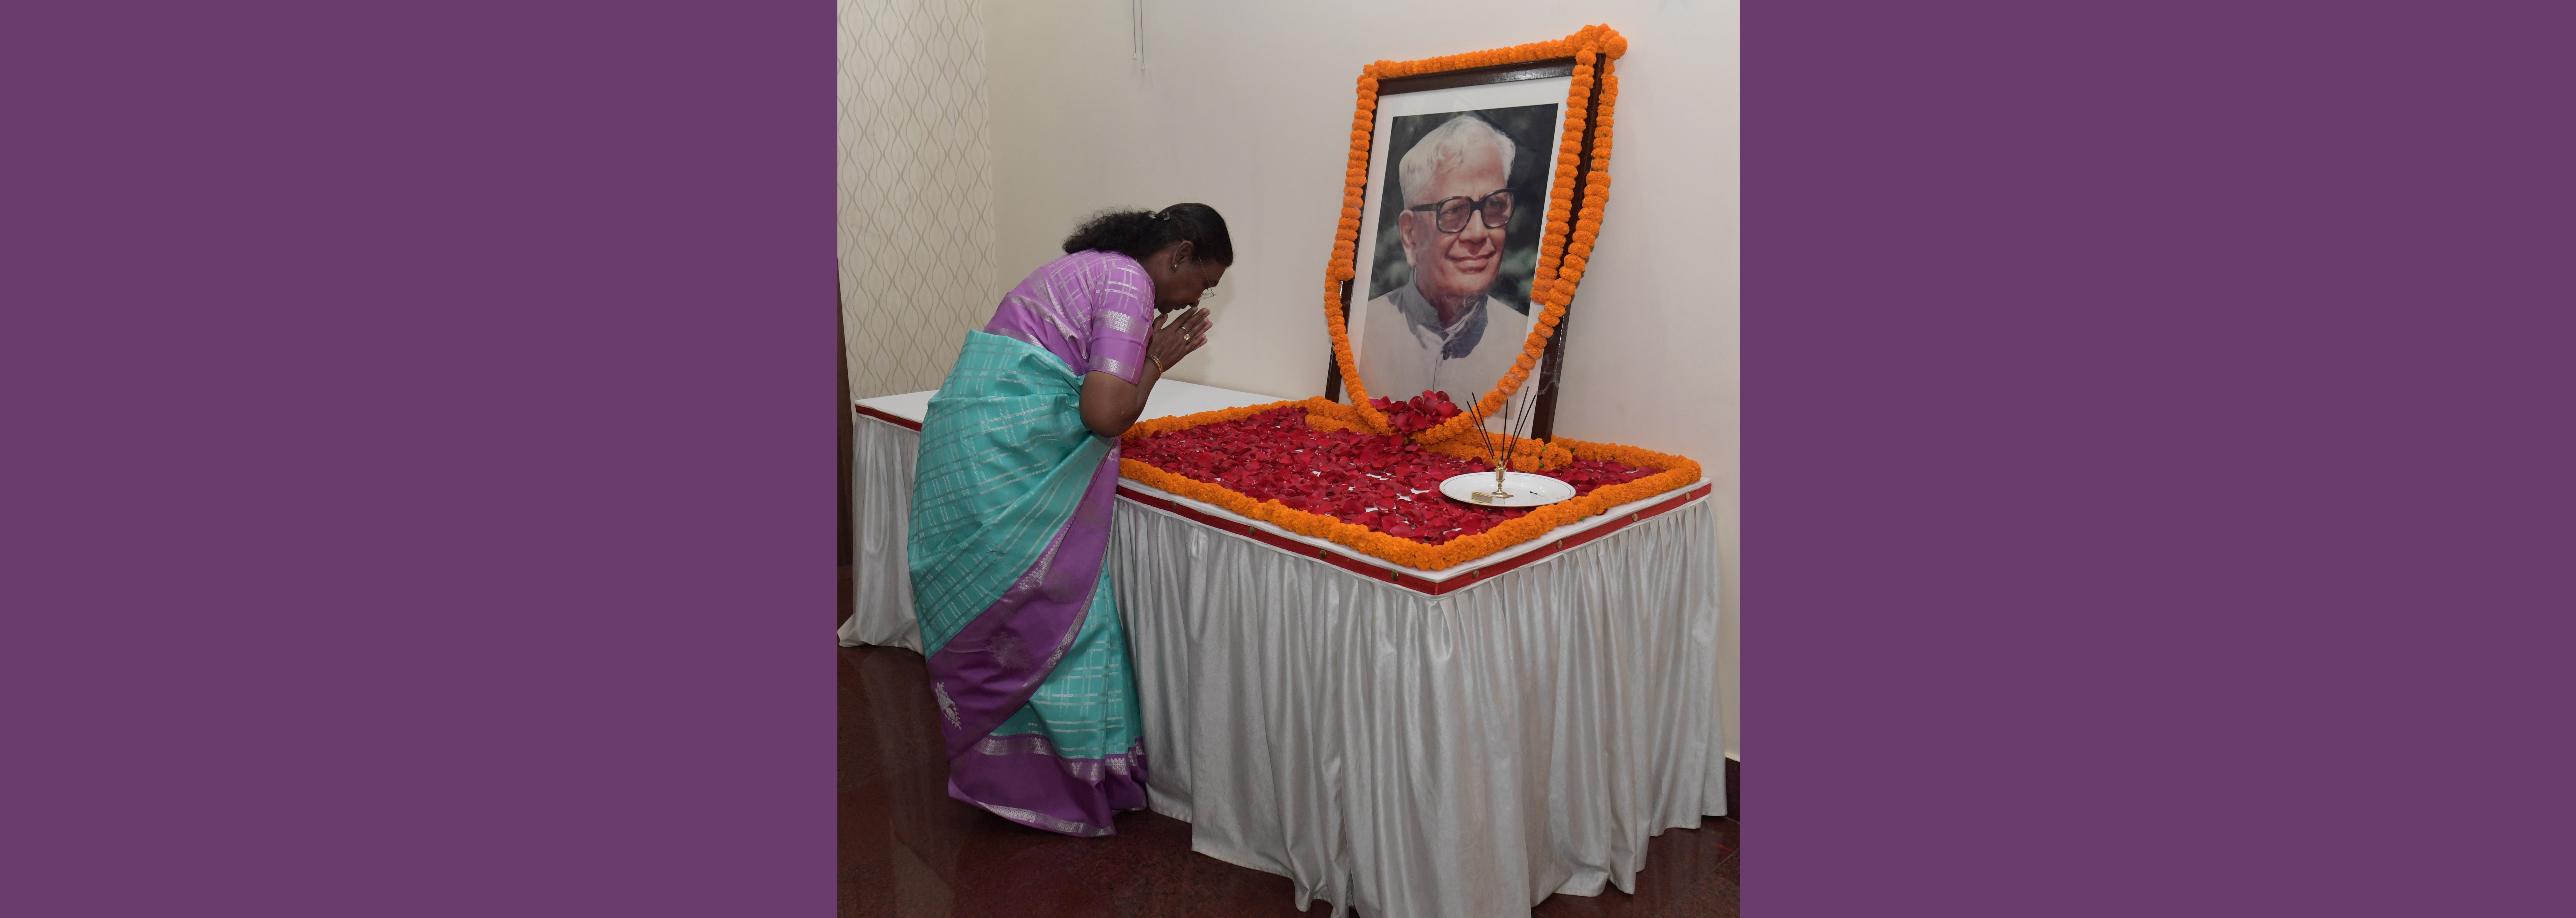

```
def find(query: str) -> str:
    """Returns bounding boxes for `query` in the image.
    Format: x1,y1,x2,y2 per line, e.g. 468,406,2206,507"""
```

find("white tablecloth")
844,383,1728,918
843,411,924,650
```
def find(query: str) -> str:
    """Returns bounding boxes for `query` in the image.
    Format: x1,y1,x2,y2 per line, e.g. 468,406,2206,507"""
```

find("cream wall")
839,0,1002,399
981,0,1739,759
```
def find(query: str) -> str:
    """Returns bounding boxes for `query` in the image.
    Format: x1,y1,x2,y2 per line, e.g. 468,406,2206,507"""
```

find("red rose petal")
1130,410,1654,545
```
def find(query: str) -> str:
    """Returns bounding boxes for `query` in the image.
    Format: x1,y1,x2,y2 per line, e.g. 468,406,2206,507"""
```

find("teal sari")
909,331,1147,836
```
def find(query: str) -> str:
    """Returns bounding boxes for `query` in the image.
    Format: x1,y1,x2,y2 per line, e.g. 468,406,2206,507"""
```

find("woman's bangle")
1148,355,1167,376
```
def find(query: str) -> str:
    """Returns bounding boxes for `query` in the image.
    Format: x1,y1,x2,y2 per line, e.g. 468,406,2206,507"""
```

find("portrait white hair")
1350,101,1564,412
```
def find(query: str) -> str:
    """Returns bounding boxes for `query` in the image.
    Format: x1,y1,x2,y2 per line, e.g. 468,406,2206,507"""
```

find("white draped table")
845,382,1728,918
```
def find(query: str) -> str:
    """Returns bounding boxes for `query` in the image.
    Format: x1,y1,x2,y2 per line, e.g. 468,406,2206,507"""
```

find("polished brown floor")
839,571,1738,917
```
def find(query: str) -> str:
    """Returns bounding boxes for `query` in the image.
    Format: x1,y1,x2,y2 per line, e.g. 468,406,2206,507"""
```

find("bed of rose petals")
1122,406,1653,546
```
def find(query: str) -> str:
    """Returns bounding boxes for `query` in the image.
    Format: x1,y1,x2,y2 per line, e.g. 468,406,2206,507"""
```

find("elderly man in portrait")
1358,114,1530,411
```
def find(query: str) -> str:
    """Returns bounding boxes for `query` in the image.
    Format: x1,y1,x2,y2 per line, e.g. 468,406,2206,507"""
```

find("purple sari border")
971,732,1151,784
947,738,1152,837
924,445,1124,754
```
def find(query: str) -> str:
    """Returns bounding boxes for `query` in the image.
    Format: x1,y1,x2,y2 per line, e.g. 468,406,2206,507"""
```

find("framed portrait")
1321,41,1617,444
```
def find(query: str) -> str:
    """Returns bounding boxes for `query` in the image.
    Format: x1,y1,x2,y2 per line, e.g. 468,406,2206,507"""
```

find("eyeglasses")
1406,190,1516,233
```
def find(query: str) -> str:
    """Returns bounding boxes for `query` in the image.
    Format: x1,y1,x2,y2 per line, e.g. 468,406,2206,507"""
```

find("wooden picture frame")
1319,28,1624,444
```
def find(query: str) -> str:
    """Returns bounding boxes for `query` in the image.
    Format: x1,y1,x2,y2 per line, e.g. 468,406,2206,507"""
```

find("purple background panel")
1749,2,2575,916
3,2,832,915
5,1,2573,916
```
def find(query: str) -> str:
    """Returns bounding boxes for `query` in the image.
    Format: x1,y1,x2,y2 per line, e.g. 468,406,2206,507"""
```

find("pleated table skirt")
846,412,1728,918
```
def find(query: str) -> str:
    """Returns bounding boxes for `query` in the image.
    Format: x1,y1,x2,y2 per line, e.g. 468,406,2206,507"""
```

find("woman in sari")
907,204,1226,836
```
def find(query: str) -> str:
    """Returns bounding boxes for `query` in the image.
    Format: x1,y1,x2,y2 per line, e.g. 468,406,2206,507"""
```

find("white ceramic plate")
1438,471,1577,508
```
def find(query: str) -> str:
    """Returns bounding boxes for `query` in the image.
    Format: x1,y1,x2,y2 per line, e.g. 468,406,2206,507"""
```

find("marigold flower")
1316,27,1627,450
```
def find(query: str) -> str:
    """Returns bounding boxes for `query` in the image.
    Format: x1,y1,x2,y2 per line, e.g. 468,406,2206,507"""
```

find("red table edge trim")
1115,482,1715,596
854,403,924,431
853,401,1709,595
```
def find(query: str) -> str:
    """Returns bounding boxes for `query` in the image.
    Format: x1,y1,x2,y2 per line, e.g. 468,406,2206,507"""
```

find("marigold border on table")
1119,398,1699,572
1324,24,1629,451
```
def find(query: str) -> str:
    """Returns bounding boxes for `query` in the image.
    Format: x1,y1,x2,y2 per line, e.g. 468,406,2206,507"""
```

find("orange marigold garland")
1120,414,1697,572
1418,433,1572,472
1113,25,1686,574
1325,25,1627,449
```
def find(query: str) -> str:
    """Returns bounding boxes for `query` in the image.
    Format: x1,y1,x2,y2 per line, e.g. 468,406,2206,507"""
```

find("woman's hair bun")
1064,204,1232,265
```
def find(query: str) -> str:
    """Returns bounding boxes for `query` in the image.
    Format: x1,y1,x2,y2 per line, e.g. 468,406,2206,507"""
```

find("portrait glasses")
1406,190,1515,233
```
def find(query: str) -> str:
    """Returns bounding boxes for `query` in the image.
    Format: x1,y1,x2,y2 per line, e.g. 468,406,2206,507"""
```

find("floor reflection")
838,641,1737,917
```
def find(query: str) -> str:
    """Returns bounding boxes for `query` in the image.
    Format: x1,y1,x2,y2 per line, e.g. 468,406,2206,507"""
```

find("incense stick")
1462,386,1508,497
